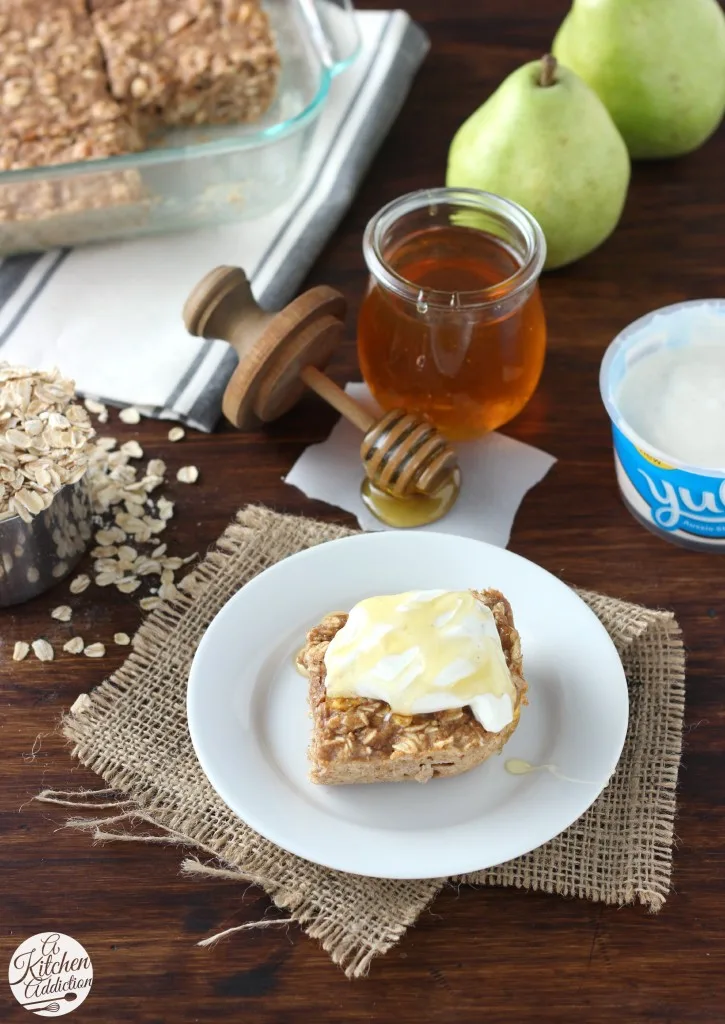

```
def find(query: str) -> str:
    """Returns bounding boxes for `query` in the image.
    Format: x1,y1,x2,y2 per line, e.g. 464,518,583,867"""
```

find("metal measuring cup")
0,475,93,608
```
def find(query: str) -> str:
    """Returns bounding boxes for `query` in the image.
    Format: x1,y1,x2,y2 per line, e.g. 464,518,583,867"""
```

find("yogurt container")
600,299,725,551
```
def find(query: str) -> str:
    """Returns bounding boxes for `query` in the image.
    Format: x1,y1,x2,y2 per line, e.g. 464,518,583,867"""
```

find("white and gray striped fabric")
0,11,428,432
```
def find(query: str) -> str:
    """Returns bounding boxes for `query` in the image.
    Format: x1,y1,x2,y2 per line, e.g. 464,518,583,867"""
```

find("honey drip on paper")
360,467,461,528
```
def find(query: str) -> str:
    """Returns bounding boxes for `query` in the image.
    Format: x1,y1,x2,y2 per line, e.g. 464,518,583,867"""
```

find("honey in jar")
358,188,547,441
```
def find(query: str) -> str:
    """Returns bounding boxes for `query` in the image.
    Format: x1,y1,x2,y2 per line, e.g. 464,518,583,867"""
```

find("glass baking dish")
0,0,360,256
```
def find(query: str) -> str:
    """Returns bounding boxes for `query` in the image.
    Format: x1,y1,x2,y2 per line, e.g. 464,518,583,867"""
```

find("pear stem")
539,54,558,87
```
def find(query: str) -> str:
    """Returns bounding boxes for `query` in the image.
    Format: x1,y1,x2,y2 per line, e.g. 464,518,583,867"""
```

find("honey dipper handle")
299,366,375,433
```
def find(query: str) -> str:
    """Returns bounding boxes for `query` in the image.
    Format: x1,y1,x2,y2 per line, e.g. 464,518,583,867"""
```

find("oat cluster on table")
82,417,198,601
7,381,200,663
0,363,95,523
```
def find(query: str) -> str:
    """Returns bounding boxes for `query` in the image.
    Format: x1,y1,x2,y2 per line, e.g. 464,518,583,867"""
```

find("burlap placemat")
40,506,686,977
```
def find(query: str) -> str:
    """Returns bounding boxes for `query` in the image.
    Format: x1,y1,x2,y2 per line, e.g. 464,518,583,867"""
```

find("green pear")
553,0,725,159
446,55,630,270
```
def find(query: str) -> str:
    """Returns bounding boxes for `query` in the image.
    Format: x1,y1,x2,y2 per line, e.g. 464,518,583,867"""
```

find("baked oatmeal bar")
300,589,528,785
0,122,143,172
0,0,145,235
92,0,280,131
0,0,142,148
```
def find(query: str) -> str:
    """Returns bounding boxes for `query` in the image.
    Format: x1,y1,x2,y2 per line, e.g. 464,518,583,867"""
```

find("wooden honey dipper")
183,266,459,501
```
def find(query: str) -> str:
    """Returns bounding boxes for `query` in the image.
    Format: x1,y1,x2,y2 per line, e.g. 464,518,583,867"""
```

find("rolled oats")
95,570,121,586
51,604,72,622
120,440,143,459
157,497,174,520
63,636,85,654
116,577,141,594
158,580,179,601
0,364,94,523
31,638,54,662
113,632,131,645
119,406,141,424
69,573,91,594
94,527,125,545
84,642,106,658
176,465,198,484
12,641,30,661
168,427,185,442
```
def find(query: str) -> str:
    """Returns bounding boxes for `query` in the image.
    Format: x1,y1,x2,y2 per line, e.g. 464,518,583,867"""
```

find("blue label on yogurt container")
613,426,725,538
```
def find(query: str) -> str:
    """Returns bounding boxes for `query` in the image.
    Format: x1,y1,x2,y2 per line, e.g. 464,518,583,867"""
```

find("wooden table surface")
3,1,725,1020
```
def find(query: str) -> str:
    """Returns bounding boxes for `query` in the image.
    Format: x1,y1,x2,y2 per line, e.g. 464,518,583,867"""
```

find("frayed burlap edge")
460,590,686,911
36,506,686,976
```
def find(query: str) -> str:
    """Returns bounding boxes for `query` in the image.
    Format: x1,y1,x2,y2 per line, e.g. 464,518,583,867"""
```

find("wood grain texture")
2,1,725,1020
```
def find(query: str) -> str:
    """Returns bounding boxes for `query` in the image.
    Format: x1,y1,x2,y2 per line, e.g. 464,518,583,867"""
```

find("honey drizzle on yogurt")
323,590,516,732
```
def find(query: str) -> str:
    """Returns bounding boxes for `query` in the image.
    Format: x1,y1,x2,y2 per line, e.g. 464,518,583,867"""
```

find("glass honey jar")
358,188,547,441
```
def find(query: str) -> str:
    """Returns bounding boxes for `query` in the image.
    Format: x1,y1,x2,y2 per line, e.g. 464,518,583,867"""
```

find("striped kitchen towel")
0,11,428,431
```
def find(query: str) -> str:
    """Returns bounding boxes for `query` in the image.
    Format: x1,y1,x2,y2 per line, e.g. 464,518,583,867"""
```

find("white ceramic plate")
187,532,628,879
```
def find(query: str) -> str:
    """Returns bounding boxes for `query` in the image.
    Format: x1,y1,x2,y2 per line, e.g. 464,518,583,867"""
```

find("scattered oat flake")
69,573,90,594
84,643,105,658
51,605,72,622
114,632,131,645
116,577,141,594
119,407,141,424
91,545,117,558
146,458,166,478
176,465,198,484
12,641,29,661
156,497,174,520
63,636,84,654
95,527,125,545
135,557,160,575
84,397,106,415
120,440,143,459
95,557,119,572
96,571,121,587
159,581,179,601
139,596,161,611
31,638,54,661
151,543,167,558
168,427,185,442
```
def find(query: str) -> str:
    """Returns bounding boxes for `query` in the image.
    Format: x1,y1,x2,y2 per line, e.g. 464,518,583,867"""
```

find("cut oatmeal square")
0,0,139,144
91,0,280,132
